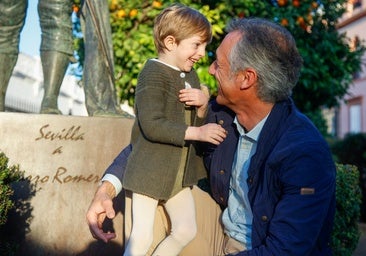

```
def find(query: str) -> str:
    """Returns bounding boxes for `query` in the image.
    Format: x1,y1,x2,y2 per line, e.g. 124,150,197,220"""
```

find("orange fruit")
110,0,118,11
152,1,162,8
296,16,307,30
278,0,287,7
281,18,289,26
72,5,79,13
293,0,300,7
129,9,138,18
116,9,126,18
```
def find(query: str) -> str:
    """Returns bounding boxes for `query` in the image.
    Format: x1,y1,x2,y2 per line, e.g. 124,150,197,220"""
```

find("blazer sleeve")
101,144,132,194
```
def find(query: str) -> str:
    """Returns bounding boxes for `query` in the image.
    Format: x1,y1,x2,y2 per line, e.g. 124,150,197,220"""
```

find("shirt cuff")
101,174,123,195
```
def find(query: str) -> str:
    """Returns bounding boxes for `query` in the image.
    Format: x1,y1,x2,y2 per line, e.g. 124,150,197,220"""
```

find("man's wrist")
101,173,123,195
98,180,117,198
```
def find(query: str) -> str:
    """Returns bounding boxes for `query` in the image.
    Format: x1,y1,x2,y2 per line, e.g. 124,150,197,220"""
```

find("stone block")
0,112,134,255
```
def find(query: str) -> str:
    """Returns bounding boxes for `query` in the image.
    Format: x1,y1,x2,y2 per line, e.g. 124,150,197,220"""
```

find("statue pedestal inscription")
0,112,134,255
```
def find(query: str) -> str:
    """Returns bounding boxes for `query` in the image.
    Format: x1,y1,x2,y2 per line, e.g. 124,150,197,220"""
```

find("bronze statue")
0,0,73,114
0,0,128,117
81,0,126,117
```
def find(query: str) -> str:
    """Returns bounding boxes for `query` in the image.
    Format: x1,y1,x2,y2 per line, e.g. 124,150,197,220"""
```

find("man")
87,17,336,255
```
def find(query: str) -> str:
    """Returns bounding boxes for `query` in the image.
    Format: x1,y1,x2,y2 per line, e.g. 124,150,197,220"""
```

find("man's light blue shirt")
222,115,267,249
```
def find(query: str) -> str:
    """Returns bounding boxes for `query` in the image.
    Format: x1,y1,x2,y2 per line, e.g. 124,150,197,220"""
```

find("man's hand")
86,181,117,243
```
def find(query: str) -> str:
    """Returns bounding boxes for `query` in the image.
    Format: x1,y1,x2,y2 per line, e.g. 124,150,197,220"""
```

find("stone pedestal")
0,112,134,255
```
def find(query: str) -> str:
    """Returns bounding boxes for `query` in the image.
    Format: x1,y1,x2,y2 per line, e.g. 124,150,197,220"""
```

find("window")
353,0,362,9
347,0,363,12
348,97,362,133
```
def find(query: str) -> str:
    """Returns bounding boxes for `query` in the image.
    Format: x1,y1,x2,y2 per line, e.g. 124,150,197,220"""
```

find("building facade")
5,53,88,116
336,0,366,138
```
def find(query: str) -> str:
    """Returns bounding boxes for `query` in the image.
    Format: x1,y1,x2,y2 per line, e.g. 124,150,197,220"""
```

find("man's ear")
237,68,257,90
164,35,176,51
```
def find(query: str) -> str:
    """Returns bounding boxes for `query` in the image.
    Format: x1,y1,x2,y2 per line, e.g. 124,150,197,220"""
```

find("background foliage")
0,152,22,255
0,153,21,226
331,164,362,256
99,0,364,134
331,132,366,222
71,0,365,134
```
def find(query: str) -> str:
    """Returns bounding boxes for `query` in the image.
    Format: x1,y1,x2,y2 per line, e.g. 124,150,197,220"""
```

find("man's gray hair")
226,18,303,103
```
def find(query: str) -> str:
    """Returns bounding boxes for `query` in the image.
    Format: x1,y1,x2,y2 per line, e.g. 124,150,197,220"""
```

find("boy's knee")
172,223,197,245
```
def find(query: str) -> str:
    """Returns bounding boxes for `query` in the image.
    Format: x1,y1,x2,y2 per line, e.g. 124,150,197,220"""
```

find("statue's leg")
38,0,73,114
0,0,27,111
82,0,127,117
39,51,70,114
0,54,18,112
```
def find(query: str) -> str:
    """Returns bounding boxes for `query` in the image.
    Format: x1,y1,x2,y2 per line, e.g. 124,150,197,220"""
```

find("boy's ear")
164,35,176,51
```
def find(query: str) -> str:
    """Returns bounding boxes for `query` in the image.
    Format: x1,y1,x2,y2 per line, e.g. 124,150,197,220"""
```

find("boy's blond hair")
153,3,212,54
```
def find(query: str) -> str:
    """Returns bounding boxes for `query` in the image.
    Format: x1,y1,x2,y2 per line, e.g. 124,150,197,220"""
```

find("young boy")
122,3,227,256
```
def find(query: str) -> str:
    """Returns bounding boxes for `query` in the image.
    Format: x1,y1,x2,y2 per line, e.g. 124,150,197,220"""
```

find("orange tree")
213,0,365,134
107,0,364,134
72,0,364,134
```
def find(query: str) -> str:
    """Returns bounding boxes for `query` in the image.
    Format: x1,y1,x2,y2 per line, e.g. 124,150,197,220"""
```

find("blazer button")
218,119,224,125
219,169,225,175
261,215,268,222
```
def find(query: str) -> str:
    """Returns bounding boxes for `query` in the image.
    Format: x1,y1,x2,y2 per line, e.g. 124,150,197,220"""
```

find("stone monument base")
0,112,134,255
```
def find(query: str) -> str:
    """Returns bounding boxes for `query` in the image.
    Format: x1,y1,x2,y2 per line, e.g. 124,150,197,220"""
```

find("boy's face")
171,35,207,72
